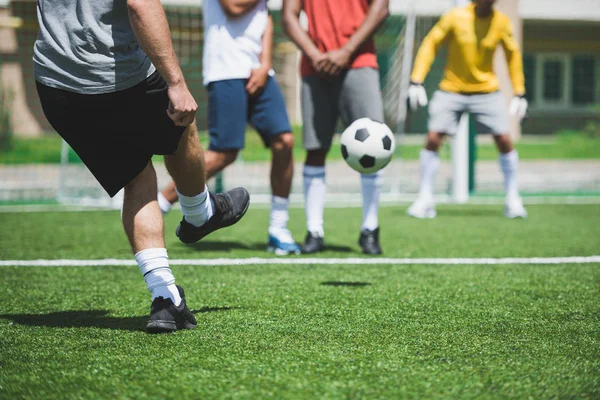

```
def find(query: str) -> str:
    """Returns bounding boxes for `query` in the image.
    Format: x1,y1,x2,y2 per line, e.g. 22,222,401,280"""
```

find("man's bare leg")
122,161,183,305
267,133,300,254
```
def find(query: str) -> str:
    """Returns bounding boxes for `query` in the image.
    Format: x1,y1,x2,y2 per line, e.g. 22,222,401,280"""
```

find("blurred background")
0,0,598,208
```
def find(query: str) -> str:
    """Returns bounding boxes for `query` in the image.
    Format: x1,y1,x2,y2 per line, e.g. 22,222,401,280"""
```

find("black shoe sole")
361,247,382,255
301,245,324,254
146,319,197,334
177,193,250,244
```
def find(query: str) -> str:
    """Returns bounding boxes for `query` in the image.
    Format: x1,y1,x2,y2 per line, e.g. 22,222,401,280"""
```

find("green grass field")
1,204,599,399
1,130,599,164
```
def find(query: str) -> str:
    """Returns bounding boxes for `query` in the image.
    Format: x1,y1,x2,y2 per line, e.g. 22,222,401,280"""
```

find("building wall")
522,21,600,134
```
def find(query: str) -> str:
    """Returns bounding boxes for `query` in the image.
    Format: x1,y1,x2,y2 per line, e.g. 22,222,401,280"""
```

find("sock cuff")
135,247,169,276
303,165,326,177
421,148,439,159
272,195,289,206
499,150,518,162
177,185,209,207
157,192,172,213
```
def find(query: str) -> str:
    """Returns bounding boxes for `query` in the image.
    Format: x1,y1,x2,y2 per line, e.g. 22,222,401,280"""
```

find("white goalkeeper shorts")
427,90,510,135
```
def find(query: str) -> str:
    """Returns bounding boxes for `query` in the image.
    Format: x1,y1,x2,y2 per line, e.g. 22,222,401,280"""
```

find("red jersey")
300,0,379,77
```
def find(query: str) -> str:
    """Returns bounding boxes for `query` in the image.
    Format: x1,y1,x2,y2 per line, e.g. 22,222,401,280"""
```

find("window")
572,56,596,105
543,60,564,101
526,53,599,110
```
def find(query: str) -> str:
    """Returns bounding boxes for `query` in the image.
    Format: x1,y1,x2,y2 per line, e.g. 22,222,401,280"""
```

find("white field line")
0,256,599,267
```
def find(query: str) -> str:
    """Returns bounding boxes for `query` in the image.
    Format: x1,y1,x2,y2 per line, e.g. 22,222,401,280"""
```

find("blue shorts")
207,76,292,151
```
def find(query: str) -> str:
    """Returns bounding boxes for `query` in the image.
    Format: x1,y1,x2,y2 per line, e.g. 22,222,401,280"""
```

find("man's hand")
509,94,528,120
167,83,198,127
407,81,428,111
316,48,353,76
246,66,270,96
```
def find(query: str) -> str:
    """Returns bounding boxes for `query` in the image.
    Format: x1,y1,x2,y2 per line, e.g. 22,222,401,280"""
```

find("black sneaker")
176,187,250,244
301,231,324,254
146,285,197,334
359,228,382,255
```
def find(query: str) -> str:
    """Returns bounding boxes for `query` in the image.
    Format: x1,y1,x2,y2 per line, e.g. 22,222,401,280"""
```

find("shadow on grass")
0,306,239,332
188,241,356,254
188,240,266,252
321,281,371,287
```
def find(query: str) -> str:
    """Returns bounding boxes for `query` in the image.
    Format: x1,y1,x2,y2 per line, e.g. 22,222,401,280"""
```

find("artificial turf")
0,205,599,399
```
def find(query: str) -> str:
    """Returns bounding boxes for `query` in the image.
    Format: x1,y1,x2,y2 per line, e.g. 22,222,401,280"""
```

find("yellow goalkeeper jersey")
411,3,525,95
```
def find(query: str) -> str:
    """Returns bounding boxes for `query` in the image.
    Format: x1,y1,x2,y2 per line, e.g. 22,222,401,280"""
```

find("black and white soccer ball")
340,118,395,174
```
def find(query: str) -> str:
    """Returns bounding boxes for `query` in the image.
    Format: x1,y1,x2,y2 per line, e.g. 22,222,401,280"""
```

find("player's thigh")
248,76,292,147
36,82,150,197
468,91,510,135
206,79,248,151
301,76,339,150
427,91,466,135
339,67,384,125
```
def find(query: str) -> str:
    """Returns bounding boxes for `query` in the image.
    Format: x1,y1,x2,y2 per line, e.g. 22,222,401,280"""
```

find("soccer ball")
340,118,395,174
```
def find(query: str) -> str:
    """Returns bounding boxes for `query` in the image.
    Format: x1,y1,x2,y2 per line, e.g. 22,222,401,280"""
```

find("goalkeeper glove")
509,94,528,120
407,82,428,111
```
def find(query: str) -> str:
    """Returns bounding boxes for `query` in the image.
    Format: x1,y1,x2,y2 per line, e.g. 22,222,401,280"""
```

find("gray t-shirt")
34,0,155,94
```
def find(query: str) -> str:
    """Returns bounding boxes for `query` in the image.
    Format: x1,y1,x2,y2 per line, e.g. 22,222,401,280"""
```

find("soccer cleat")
407,198,437,219
359,228,382,255
301,231,324,254
146,285,197,334
267,229,301,256
176,187,250,244
504,197,528,219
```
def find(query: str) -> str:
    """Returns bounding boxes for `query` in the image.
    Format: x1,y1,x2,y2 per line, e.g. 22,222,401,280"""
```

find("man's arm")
127,0,197,126
246,14,273,95
219,0,261,18
281,0,324,71
344,0,389,56
500,20,525,96
410,12,453,84
317,0,389,75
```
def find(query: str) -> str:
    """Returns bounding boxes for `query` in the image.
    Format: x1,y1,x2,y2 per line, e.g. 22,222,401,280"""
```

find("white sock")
157,192,172,215
135,248,181,306
269,195,289,236
499,150,520,201
418,149,440,201
361,170,382,231
177,185,214,227
303,165,326,237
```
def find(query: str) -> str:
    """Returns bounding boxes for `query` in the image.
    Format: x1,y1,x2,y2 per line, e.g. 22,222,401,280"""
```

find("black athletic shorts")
36,71,186,197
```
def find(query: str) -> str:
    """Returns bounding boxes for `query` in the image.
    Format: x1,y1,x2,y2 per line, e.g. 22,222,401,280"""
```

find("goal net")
0,0,599,208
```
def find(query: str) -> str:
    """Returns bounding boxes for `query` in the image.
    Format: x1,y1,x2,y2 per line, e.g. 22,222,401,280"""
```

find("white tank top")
202,0,269,85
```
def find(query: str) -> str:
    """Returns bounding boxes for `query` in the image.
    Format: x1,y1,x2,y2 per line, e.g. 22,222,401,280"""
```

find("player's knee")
215,150,238,169
271,133,294,153
305,149,327,166
425,132,443,152
494,134,513,154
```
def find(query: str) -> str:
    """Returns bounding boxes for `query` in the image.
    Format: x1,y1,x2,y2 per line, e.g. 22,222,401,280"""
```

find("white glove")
509,95,528,120
407,82,428,111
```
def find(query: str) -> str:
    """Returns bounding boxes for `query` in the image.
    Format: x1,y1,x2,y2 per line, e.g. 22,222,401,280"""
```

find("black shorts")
36,71,186,197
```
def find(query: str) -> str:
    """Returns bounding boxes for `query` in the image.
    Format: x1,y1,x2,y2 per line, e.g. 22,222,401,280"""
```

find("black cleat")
176,187,250,244
359,228,382,255
146,285,197,334
301,231,324,254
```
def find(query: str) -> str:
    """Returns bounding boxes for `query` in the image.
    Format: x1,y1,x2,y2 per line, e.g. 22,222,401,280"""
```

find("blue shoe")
267,229,301,256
